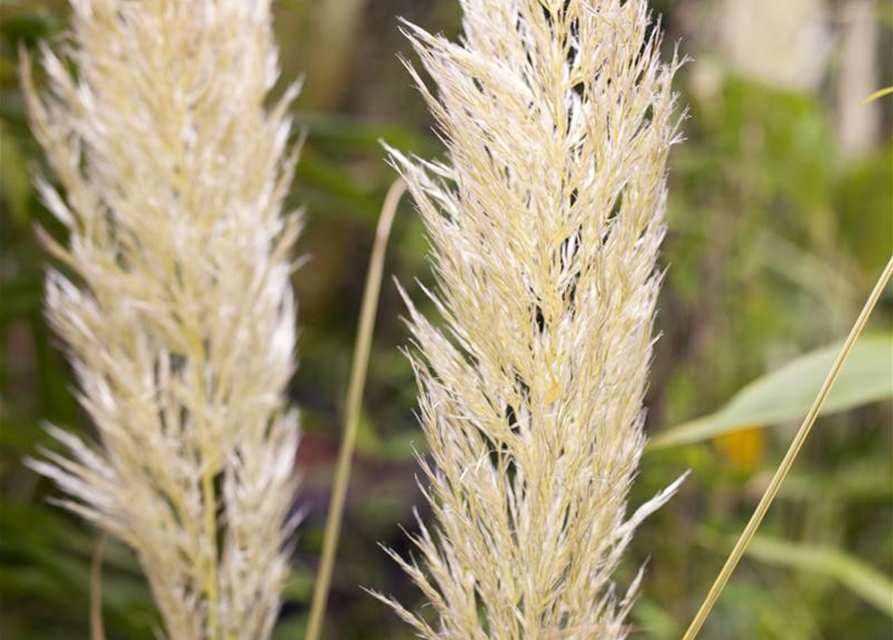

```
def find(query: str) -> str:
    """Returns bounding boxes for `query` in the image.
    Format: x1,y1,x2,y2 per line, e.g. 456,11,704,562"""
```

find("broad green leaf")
652,334,893,447
747,535,893,617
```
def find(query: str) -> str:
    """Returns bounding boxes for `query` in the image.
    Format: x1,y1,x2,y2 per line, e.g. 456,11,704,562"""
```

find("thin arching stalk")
305,179,407,640
90,533,107,640
681,254,893,640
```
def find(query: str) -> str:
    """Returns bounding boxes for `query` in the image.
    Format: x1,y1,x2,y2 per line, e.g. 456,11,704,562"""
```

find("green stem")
304,179,407,640
681,254,893,640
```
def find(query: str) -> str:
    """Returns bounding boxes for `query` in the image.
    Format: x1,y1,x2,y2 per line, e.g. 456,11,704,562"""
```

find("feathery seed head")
22,1,301,638
379,1,685,638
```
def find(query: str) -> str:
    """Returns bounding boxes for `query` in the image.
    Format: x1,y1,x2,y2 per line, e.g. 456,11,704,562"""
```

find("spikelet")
21,1,301,638
377,1,685,638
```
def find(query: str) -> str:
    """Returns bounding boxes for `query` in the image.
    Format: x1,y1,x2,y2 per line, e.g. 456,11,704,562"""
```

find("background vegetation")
1,1,891,638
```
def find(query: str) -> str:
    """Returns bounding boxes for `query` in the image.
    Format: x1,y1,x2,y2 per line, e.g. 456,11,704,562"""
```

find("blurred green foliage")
1,1,891,639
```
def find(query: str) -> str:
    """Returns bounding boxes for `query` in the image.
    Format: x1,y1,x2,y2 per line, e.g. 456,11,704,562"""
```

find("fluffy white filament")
22,1,301,638
379,1,685,638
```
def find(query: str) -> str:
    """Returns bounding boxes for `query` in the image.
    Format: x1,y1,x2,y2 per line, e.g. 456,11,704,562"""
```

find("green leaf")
746,535,893,617
652,333,893,447
294,111,428,154
779,459,893,501
632,598,679,640
0,129,33,227
293,150,379,222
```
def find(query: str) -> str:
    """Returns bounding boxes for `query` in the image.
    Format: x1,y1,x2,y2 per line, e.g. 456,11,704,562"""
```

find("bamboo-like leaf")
747,535,893,618
653,334,893,448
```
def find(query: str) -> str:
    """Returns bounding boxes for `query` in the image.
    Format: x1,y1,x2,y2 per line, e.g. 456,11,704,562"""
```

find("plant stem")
90,533,107,640
304,179,407,640
680,254,893,640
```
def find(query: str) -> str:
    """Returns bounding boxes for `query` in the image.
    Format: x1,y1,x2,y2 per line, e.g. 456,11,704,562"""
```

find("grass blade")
680,254,893,640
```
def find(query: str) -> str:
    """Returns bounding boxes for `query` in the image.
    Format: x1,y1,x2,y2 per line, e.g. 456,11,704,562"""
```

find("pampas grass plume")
376,0,686,637
21,1,302,638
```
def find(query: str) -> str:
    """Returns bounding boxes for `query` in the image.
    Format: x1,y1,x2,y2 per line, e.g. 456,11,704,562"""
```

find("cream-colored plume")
22,1,301,638
378,1,685,638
